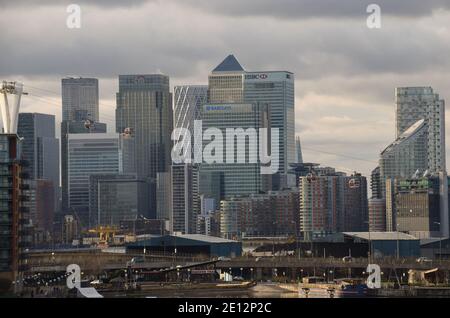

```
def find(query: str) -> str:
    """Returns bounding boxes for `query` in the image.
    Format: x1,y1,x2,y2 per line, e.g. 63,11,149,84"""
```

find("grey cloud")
3,0,450,17
170,0,450,19
0,0,149,8
1,4,449,82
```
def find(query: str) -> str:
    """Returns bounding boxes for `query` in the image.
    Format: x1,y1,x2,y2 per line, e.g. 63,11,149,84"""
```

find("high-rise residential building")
18,113,59,230
171,164,199,234
89,174,149,227
341,174,369,233
219,190,299,239
200,103,271,198
61,121,107,213
171,86,208,233
0,134,30,289
369,198,387,232
116,75,173,217
220,198,242,240
208,55,296,175
295,136,303,164
35,179,55,234
299,176,333,240
393,177,441,239
370,166,383,199
62,77,99,122
156,172,172,232
67,133,121,228
299,171,368,240
62,215,78,244
380,119,428,181
199,171,223,210
173,85,208,152
395,87,446,173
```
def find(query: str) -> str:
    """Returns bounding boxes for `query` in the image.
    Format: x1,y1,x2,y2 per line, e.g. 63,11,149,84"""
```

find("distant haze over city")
1,0,450,178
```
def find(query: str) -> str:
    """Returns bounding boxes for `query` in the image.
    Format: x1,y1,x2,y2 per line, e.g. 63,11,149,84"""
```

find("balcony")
19,195,30,202
19,206,30,213
19,172,30,180
19,183,30,190
18,264,31,272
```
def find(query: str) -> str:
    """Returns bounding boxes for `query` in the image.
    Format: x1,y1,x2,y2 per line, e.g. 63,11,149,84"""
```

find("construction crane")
88,226,118,248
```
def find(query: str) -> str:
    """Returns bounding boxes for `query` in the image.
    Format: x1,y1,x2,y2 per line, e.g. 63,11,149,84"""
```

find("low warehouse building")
126,234,242,258
322,232,421,258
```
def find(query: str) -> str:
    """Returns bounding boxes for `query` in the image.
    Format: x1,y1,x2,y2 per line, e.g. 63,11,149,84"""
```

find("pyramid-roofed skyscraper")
206,54,296,180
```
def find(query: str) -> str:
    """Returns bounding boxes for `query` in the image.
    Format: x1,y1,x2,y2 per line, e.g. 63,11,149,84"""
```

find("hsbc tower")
244,71,296,175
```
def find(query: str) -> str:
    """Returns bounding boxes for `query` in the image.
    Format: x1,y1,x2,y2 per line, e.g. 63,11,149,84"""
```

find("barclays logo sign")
205,105,233,112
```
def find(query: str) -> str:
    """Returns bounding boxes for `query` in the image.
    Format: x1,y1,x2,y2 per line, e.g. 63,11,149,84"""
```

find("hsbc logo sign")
245,74,269,80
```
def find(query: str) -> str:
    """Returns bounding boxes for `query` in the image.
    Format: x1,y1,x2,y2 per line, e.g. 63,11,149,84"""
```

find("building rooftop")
177,234,238,244
212,54,245,73
381,119,426,155
343,232,419,241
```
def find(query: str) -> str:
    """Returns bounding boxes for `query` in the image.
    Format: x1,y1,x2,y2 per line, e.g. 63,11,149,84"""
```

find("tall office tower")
61,121,106,212
209,55,296,175
370,166,383,199
380,119,428,181
200,103,271,198
156,171,172,224
171,164,199,234
17,113,59,188
89,174,149,227
173,85,208,152
299,172,368,240
62,77,99,122
295,136,303,164
116,75,173,217
244,71,295,174
120,129,136,174
67,133,121,228
0,134,29,290
396,87,446,173
18,113,60,231
208,55,245,103
199,171,223,210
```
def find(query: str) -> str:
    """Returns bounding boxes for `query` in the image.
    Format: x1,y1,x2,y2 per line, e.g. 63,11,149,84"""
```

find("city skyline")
2,1,450,180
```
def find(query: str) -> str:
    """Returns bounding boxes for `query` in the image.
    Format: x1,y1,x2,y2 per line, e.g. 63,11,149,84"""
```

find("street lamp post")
364,221,371,263
396,224,400,260
290,220,300,260
434,222,442,264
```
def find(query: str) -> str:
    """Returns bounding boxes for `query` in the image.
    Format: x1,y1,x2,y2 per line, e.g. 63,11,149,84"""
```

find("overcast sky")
1,0,450,178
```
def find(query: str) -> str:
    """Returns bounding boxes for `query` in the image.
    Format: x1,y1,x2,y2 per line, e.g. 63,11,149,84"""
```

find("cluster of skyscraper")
2,58,448,279
372,87,449,239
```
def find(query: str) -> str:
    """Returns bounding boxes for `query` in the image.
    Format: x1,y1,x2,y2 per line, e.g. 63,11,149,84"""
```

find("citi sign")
245,74,269,80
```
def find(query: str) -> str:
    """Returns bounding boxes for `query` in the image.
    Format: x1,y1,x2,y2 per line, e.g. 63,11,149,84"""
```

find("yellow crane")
88,226,118,247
